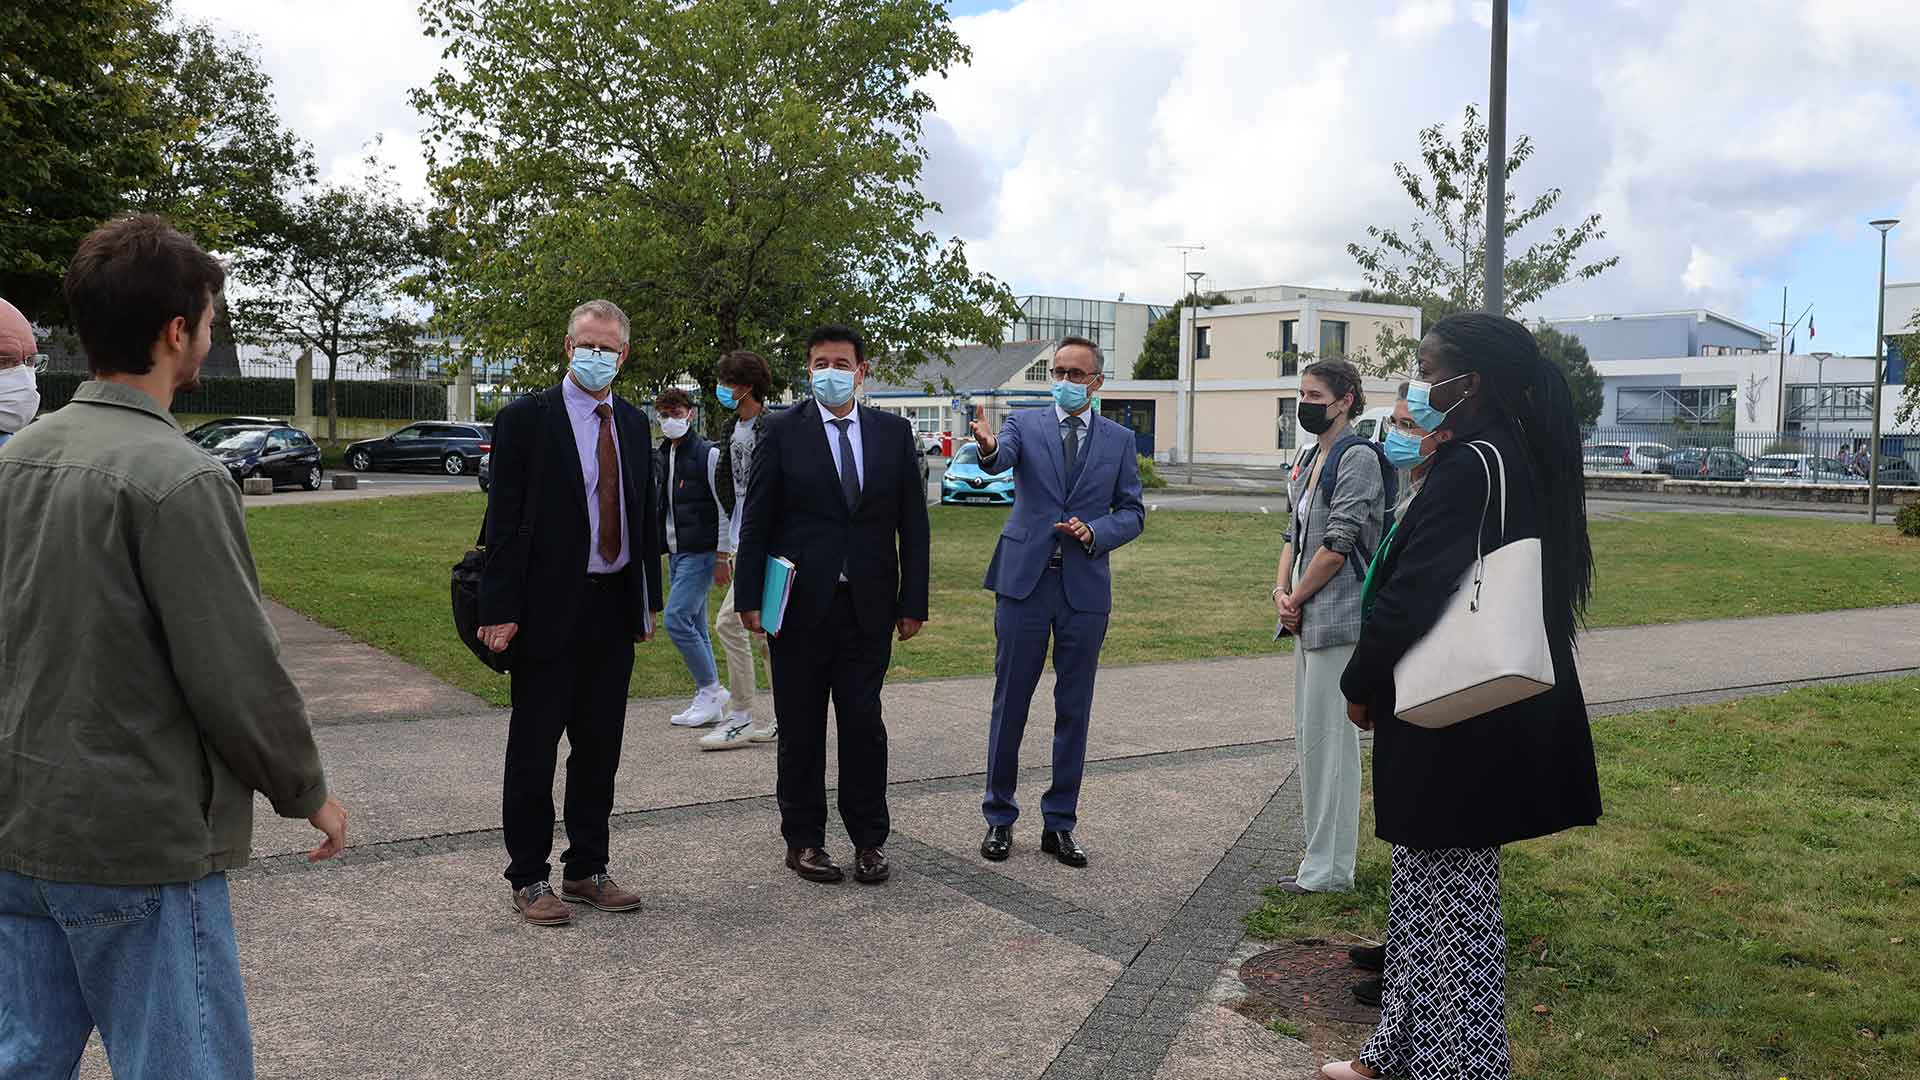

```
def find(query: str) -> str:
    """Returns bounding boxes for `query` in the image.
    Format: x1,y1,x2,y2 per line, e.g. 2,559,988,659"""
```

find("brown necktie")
594,403,621,564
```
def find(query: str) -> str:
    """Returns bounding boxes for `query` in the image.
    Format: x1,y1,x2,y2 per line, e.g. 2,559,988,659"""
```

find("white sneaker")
747,717,779,743
670,686,730,727
698,713,760,752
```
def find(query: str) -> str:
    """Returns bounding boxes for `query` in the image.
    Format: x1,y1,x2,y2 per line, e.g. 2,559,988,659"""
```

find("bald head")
0,298,34,369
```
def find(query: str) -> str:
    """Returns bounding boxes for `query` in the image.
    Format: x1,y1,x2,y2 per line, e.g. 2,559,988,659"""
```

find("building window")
1277,398,1297,450
1281,319,1298,355
1195,326,1211,359
1616,386,1736,424
1025,358,1048,382
1787,384,1875,421
1319,320,1348,357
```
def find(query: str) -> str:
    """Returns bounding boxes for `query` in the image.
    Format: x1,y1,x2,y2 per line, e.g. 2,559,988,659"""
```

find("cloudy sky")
177,0,1920,355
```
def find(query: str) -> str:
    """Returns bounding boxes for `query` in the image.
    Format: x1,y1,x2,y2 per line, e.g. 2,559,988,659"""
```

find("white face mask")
660,416,691,440
0,365,39,433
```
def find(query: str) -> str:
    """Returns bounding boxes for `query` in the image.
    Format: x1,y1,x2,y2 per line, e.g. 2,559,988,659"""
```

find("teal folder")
760,555,797,637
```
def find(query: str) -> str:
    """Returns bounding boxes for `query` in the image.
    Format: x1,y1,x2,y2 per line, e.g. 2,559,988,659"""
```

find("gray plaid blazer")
1286,442,1387,650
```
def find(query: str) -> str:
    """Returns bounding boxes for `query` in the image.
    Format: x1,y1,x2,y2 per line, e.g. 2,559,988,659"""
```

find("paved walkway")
81,604,1920,1079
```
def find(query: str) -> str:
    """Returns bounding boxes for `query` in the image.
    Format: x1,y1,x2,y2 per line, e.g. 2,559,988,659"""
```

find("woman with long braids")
1321,313,1602,1080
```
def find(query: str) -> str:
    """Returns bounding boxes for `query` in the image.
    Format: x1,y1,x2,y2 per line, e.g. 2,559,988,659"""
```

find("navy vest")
656,433,720,553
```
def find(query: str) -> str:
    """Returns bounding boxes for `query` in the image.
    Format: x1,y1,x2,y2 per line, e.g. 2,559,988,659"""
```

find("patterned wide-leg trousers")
1358,845,1511,1079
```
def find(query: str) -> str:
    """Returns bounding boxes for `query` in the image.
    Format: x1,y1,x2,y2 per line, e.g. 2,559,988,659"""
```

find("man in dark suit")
477,299,664,927
968,336,1146,867
735,324,930,885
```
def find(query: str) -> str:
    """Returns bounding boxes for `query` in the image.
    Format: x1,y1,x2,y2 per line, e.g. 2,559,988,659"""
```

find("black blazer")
477,385,664,661
734,400,930,638
1341,418,1602,850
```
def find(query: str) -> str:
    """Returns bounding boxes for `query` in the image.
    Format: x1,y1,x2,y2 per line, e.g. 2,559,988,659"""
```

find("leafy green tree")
409,0,1017,398
1135,292,1231,380
1532,323,1604,427
0,2,313,324
1895,311,1920,430
1348,105,1619,374
233,157,427,441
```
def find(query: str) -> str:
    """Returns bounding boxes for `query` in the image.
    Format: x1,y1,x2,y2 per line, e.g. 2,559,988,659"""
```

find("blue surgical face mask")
1383,427,1433,469
810,366,856,408
569,345,619,392
1405,373,1470,432
716,385,738,410
1051,378,1092,413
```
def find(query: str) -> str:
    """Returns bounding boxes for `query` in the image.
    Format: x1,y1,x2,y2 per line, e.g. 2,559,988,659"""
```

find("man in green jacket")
0,215,346,1077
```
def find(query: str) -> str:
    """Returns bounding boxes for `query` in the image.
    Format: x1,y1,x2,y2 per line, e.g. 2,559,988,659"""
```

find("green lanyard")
1359,517,1401,621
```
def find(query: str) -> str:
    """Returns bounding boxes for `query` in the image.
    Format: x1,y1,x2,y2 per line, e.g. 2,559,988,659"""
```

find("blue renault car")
940,443,1015,506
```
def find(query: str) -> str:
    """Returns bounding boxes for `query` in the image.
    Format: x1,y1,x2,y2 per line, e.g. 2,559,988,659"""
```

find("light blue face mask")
1051,378,1092,413
810,366,856,407
716,385,738,410
1405,373,1470,432
569,345,620,392
1382,427,1433,469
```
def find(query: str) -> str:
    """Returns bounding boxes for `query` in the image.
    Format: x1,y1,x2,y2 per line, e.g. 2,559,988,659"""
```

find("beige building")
1171,296,1422,466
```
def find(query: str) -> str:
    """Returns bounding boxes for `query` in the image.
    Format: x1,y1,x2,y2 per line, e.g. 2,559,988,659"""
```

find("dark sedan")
203,425,324,490
1657,447,1750,481
344,421,492,476
184,416,287,446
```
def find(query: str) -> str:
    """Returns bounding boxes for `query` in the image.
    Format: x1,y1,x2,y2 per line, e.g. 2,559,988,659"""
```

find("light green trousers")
1293,640,1361,891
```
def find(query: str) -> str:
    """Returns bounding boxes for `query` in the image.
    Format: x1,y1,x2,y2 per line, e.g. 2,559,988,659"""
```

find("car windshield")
954,444,982,465
211,431,266,452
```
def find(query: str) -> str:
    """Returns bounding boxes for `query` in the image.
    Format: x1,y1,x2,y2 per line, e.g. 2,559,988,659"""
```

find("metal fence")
1582,425,1920,485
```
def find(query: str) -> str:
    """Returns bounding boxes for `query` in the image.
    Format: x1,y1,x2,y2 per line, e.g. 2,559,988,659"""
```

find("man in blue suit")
969,336,1146,867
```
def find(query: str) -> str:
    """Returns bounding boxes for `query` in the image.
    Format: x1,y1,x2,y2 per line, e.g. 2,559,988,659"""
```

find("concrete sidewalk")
81,604,1920,1079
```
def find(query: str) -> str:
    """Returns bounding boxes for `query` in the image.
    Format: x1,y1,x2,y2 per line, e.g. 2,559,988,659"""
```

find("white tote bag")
1392,441,1555,729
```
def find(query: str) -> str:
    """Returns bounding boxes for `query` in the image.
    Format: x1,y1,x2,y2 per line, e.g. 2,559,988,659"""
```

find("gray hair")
568,299,630,345
1057,334,1105,373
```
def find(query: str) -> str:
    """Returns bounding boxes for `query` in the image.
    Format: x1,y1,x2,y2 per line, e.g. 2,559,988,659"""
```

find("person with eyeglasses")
966,335,1146,867
0,296,41,446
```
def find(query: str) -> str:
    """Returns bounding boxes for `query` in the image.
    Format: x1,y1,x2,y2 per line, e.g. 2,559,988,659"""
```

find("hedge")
33,371,445,422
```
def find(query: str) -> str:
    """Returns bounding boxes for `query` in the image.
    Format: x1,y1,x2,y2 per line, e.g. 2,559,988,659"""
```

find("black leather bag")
451,400,545,673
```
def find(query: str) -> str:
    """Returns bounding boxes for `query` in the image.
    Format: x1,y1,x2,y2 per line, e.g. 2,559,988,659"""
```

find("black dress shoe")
980,825,1012,861
1349,943,1385,972
1351,975,1382,1008
786,847,844,884
853,847,890,885
1040,830,1088,868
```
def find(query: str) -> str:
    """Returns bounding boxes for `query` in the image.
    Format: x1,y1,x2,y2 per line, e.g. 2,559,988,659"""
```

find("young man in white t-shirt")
699,350,780,750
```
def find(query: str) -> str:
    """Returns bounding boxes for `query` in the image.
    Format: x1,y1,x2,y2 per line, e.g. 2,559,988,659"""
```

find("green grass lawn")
244,495,1920,706
1244,676,1920,1079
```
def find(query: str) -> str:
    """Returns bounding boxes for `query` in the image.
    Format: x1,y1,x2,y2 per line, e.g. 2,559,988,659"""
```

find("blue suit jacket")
980,406,1146,613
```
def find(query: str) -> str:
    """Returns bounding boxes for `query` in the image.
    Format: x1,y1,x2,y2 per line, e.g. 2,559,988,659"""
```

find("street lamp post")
1484,0,1509,313
1869,218,1900,524
1185,269,1206,484
1809,351,1832,475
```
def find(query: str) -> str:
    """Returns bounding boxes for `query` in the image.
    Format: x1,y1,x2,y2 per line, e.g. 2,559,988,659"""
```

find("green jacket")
0,381,328,885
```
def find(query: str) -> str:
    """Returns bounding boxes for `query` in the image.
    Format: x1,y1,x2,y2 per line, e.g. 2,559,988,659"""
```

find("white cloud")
1385,0,1456,40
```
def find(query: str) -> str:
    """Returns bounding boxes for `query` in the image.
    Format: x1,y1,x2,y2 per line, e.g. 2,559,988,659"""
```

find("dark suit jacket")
734,400,930,638
1340,417,1602,850
477,385,665,662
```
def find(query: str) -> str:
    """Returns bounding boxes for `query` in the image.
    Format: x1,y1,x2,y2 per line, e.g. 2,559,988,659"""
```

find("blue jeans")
665,551,719,687
0,869,253,1079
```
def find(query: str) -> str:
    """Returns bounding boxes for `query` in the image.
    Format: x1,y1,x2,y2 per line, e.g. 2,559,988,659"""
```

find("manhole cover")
1239,942,1381,1025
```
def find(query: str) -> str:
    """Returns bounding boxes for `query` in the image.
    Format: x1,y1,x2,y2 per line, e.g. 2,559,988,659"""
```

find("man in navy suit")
969,336,1146,867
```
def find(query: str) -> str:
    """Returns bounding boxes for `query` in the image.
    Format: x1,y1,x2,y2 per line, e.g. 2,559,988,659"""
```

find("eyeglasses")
1049,367,1099,384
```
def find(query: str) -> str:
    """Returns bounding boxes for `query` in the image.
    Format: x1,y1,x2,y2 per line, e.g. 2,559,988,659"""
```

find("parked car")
919,433,944,456
1657,447,1750,481
1865,456,1920,487
477,452,490,493
1584,441,1671,472
344,421,492,475
940,443,1014,505
1749,454,1861,485
184,416,288,446
1350,406,1396,444
202,425,324,491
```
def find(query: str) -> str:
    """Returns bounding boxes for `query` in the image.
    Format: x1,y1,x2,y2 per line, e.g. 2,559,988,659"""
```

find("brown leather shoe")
511,881,573,926
560,872,644,912
854,846,889,884
786,847,844,884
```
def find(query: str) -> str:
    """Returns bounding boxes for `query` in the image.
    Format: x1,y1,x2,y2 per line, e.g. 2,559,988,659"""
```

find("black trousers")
767,586,892,850
501,572,636,889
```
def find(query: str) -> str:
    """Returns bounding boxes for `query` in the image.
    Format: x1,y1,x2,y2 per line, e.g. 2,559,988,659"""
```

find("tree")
233,157,426,441
1895,312,1920,430
1135,292,1232,380
1348,105,1620,374
409,0,1017,398
1532,323,1603,427
0,2,313,325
